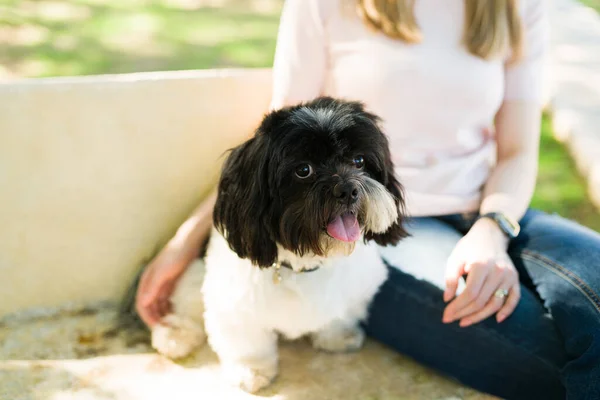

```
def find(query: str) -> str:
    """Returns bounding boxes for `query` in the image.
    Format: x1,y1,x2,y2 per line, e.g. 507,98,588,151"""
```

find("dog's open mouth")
326,211,361,242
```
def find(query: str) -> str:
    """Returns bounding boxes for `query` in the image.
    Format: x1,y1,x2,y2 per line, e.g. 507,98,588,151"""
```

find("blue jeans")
364,209,600,400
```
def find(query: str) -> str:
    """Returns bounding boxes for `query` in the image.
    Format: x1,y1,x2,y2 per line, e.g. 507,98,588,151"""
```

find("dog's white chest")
262,269,351,338
203,236,388,340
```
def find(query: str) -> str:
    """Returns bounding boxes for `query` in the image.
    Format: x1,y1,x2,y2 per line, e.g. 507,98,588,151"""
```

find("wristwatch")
477,212,521,239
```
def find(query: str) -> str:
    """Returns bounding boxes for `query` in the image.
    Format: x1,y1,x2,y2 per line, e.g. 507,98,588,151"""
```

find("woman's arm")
479,0,548,225
136,190,216,327
168,190,217,257
468,100,543,251
442,101,543,328
479,101,542,224
441,100,542,323
442,0,548,327
480,0,548,224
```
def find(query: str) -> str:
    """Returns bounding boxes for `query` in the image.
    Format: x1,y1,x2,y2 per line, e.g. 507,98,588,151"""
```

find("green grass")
2,0,599,231
0,0,282,77
580,0,600,12
532,116,600,231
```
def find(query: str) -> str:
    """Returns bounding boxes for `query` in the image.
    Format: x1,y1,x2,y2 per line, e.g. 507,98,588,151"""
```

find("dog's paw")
151,314,205,359
312,324,365,353
222,361,278,393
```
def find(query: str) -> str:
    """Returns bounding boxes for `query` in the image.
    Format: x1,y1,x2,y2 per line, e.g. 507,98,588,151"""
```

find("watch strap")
477,212,521,239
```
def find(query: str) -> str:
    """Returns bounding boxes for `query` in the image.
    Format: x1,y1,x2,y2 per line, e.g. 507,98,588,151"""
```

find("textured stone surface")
0,306,496,400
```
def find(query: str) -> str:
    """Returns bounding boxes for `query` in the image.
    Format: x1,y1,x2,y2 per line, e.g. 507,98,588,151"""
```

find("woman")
136,1,600,398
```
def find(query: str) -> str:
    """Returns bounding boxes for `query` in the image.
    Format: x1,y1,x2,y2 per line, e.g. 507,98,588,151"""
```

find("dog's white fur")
152,177,398,393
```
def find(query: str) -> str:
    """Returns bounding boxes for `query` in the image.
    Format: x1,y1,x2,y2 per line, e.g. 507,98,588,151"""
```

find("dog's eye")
352,155,365,169
295,164,313,179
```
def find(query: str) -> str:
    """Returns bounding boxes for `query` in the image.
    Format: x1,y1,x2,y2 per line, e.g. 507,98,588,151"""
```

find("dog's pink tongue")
327,212,361,242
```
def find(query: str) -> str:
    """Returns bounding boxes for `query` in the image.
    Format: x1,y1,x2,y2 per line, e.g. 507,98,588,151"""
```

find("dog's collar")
271,260,321,284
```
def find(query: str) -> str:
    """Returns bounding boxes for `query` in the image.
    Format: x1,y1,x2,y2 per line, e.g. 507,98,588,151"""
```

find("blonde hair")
356,0,523,60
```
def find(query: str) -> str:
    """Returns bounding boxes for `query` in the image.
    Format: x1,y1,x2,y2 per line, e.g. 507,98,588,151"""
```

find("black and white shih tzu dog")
151,96,407,393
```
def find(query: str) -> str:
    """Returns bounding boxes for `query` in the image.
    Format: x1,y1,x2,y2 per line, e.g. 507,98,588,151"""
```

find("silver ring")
494,288,509,299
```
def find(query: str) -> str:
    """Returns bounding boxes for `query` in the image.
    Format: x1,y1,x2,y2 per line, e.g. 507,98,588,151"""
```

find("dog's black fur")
213,96,407,268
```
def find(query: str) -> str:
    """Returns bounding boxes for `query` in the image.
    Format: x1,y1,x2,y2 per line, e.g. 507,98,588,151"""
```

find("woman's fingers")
139,268,166,309
136,265,173,327
137,268,153,304
497,283,521,323
448,264,505,322
136,268,156,327
458,264,519,326
139,278,174,327
444,257,465,302
460,280,519,327
458,291,505,327
148,302,161,327
157,281,174,318
443,263,489,323
137,304,153,328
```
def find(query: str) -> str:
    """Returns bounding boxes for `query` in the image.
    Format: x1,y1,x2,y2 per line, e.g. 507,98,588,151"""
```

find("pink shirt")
269,0,549,217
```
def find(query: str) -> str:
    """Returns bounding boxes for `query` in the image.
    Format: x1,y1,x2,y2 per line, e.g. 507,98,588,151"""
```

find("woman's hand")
442,218,520,327
136,244,194,327
136,191,217,327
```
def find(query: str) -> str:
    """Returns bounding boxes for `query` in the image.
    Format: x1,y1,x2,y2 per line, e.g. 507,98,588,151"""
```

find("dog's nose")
333,181,360,205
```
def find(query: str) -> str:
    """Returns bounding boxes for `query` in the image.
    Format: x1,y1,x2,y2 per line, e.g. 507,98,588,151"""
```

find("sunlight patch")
36,2,91,22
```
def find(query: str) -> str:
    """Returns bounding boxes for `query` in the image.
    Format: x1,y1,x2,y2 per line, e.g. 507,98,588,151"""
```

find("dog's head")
214,97,408,268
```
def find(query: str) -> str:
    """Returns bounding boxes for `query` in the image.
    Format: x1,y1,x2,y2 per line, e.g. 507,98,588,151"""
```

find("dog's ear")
356,107,409,247
213,133,278,268
365,165,409,247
